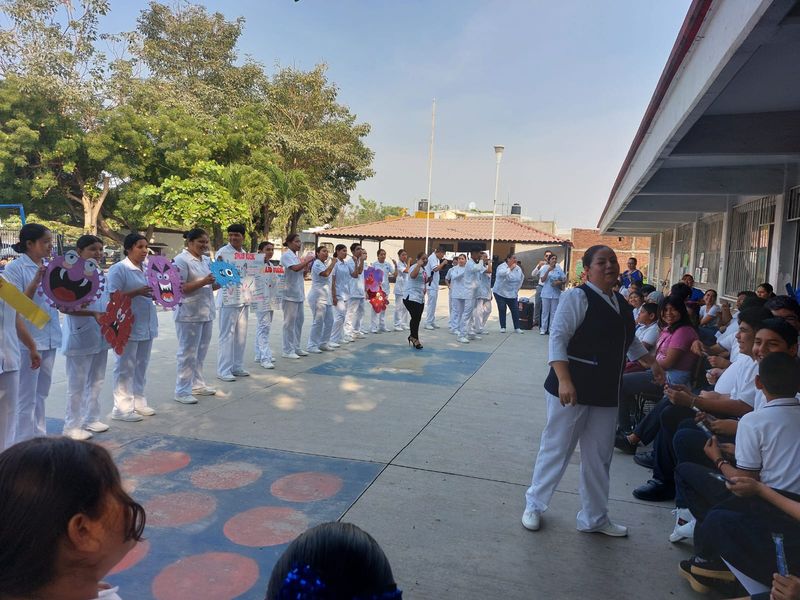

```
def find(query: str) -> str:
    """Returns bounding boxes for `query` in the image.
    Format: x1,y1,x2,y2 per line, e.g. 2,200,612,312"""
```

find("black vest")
543,285,635,407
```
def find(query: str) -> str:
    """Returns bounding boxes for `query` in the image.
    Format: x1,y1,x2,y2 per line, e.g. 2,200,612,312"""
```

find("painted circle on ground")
223,506,308,547
190,461,263,490
120,450,191,477
145,491,217,527
152,552,259,600
109,539,150,575
270,472,343,502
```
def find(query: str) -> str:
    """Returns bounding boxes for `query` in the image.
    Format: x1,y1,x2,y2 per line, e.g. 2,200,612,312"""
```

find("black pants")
652,406,696,486
403,299,424,339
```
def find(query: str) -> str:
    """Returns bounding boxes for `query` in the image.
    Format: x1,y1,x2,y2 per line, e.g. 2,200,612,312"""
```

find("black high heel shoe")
407,335,423,349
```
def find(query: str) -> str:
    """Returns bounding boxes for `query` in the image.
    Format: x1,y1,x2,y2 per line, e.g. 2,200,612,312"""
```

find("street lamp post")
489,144,505,260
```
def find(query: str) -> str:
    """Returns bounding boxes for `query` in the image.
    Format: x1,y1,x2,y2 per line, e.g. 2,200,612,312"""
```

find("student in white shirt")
255,241,277,368
358,251,371,335
404,252,428,349
472,251,493,335
445,256,459,334
537,253,566,335
465,249,490,338
280,233,315,359
330,244,352,346
423,247,448,330
370,249,395,333
3,224,61,442
344,243,366,339
60,235,110,440
307,245,335,353
215,224,250,381
635,302,660,350
106,234,158,422
492,253,524,333
393,249,409,331
448,255,471,343
173,229,218,404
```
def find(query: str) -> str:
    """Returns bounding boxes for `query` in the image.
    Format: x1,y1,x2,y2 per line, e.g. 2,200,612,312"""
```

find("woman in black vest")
521,245,665,535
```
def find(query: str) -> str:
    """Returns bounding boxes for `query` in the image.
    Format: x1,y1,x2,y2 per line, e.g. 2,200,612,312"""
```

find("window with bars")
694,214,723,288
724,196,775,297
674,223,693,277
659,228,675,288
788,186,800,221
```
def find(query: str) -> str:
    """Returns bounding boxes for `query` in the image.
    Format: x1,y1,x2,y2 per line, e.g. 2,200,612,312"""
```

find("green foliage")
333,196,406,227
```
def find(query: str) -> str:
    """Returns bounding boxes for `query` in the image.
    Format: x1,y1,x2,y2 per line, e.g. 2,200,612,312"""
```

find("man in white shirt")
423,247,448,330
344,243,366,339
215,224,250,381
370,249,394,333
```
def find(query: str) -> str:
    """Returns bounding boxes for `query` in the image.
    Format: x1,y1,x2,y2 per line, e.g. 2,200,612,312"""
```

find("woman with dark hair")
3,223,61,442
492,252,524,333
756,282,775,299
330,244,351,347
522,245,664,535
215,223,250,380
307,245,335,353
173,228,219,405
537,253,566,335
0,437,145,600
393,249,410,331
106,233,158,422
403,252,427,349
255,241,277,368
266,522,401,599
280,233,315,359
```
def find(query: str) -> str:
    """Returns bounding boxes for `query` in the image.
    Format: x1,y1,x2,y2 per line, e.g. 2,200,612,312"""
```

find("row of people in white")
444,252,492,343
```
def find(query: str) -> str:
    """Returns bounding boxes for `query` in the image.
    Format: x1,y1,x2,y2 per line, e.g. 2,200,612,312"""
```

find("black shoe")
614,431,637,455
632,479,675,501
633,450,655,469
679,558,741,595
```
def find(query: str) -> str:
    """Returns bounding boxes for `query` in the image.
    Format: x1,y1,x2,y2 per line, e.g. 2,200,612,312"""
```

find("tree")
264,164,316,238
333,196,407,227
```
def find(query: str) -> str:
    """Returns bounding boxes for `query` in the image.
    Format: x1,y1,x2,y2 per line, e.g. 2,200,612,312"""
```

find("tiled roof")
322,216,569,244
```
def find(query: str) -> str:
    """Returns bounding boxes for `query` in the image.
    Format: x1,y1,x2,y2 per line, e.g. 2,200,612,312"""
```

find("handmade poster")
40,250,104,311
368,288,389,313
99,291,134,355
255,264,286,311
210,259,241,287
364,267,388,313
0,277,50,329
220,253,265,306
145,255,182,310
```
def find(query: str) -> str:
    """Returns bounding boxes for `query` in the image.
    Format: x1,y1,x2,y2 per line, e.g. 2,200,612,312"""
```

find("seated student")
767,295,800,332
0,437,145,600
682,273,705,302
697,289,721,345
266,521,401,599
677,352,800,595
757,282,776,300
692,295,768,368
627,290,644,321
635,302,660,351
717,290,757,332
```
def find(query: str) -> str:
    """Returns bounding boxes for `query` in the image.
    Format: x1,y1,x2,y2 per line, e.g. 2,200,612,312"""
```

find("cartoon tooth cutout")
146,256,182,309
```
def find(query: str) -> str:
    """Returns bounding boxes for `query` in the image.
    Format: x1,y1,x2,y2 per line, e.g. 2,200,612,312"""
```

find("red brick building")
568,228,651,284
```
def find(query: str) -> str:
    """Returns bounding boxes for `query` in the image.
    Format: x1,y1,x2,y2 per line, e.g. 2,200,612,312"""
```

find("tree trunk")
144,224,155,243
96,212,123,243
212,224,223,250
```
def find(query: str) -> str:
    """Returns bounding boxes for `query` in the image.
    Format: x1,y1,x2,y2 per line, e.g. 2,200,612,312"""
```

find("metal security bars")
674,223,693,278
694,214,723,288
788,186,800,222
659,228,675,289
724,196,776,297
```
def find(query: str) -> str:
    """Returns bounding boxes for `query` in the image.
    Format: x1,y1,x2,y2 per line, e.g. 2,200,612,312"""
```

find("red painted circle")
145,491,217,527
190,461,263,490
152,552,259,600
109,539,150,575
270,472,343,502
120,451,191,477
223,506,308,547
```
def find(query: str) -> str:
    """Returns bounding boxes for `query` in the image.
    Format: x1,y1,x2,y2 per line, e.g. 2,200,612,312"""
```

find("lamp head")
494,145,505,163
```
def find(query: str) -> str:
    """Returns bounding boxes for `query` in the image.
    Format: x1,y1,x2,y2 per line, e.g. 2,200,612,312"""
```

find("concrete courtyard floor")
44,286,697,599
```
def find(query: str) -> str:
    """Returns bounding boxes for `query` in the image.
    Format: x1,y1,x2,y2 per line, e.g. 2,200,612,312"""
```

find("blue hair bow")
278,565,403,600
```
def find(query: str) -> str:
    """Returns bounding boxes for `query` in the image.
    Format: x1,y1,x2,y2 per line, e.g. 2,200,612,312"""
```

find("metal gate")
724,196,775,296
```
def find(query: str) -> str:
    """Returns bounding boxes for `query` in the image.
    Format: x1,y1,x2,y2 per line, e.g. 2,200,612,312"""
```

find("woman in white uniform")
307,245,335,353
521,245,665,535
107,233,158,422
472,251,493,335
448,255,473,343
331,244,351,346
370,249,395,333
393,249,409,331
255,241,277,369
403,252,427,349
538,253,566,335
345,243,366,338
60,235,109,440
491,253,524,334
4,223,61,442
173,228,218,405
280,233,314,359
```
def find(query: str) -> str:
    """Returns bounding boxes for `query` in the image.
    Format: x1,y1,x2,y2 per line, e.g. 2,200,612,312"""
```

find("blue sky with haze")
101,1,692,228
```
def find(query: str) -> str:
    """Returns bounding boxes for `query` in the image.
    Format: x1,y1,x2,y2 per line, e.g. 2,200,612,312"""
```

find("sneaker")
135,406,156,417
468,334,482,340
192,386,217,396
479,330,490,335
634,450,655,469
282,352,300,359
521,509,541,531
669,508,696,543
539,330,547,335
342,337,354,343
111,410,144,422
260,360,275,369
515,329,524,334
394,326,404,331
423,324,435,330
328,342,341,348
84,421,109,433
614,431,638,455
500,327,507,333
678,560,714,594
381,328,392,333
354,332,366,339
319,344,333,351
175,395,198,404
306,347,322,354
432,323,440,329
217,374,237,382
579,520,628,537
686,555,735,582
370,329,380,334
63,427,93,440
232,369,250,377
457,336,470,343
296,349,309,356
632,479,675,502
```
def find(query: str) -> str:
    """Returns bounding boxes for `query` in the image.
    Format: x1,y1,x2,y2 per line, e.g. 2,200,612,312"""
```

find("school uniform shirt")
214,243,245,308
425,254,441,286
491,263,524,298
3,254,61,351
538,264,566,299
394,261,408,296
280,250,306,302
464,260,485,298
106,257,158,342
404,265,426,303
333,260,352,300
735,396,800,493
0,297,20,373
634,321,660,349
700,304,721,326
475,268,492,300
62,291,109,356
174,250,215,322
310,259,332,304
728,354,758,407
371,260,394,294
344,257,365,299
448,265,471,300
718,318,741,361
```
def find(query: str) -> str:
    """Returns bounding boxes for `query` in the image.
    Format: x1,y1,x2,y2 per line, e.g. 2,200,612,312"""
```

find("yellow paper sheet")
0,277,50,329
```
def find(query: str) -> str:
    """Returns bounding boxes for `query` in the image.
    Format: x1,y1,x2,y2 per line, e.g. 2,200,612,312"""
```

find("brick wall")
569,228,651,283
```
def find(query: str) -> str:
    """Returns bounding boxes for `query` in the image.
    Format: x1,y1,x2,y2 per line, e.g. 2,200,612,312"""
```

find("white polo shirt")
735,396,800,493
280,250,305,302
174,250,215,322
728,354,758,407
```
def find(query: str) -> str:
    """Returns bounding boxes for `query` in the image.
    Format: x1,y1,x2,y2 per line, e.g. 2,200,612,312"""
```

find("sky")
99,0,693,229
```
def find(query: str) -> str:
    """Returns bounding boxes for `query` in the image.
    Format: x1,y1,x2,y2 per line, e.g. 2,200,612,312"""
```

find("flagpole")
489,145,505,260
424,98,436,254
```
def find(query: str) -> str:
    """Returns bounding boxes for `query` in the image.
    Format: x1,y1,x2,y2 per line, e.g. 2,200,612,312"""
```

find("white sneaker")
381,328,392,333
111,410,144,422
63,427,93,440
135,406,156,417
306,347,322,354
328,342,341,348
354,332,366,339
500,328,507,333
217,374,237,382
479,330,490,335
522,509,541,531
192,386,217,396
282,352,300,359
424,324,435,330
669,508,696,542
84,421,109,433
394,326,404,331
468,334,482,340
432,323,440,329
232,369,250,377
579,521,628,537
515,329,524,334
539,330,547,335
370,329,380,334
296,349,309,356
319,344,333,351
342,337,354,343
175,395,198,404
260,360,275,369
457,336,470,344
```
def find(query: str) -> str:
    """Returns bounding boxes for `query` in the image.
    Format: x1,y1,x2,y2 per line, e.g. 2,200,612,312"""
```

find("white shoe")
111,410,144,422
515,329,524,334
479,330,490,335
217,374,237,382
232,369,251,376
468,334,482,340
500,328,507,333
319,344,333,351
424,324,435,330
669,508,696,542
328,342,341,348
579,521,628,537
135,406,156,417
342,337,354,343
539,330,547,335
306,347,322,354
296,349,309,356
192,386,217,396
260,360,275,369
370,329,379,334
64,427,93,440
84,421,109,433
521,509,541,531
381,328,392,333
394,326,404,331
457,336,470,343
354,332,366,338
175,395,198,404
432,323,440,328
282,352,300,359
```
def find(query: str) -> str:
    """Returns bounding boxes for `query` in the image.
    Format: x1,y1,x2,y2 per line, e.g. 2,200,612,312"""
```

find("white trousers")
65,350,109,430
332,299,348,342
473,297,492,332
15,347,56,442
525,392,617,530
393,294,408,328
217,305,249,377
282,300,304,354
308,295,333,350
541,297,560,333
370,296,390,332
175,320,213,396
346,297,365,334
424,285,439,325
0,370,19,451
254,309,274,363
448,293,458,331
113,339,153,416
459,298,475,336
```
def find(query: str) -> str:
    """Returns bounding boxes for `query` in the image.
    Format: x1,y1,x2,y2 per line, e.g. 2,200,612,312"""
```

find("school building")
599,0,800,299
